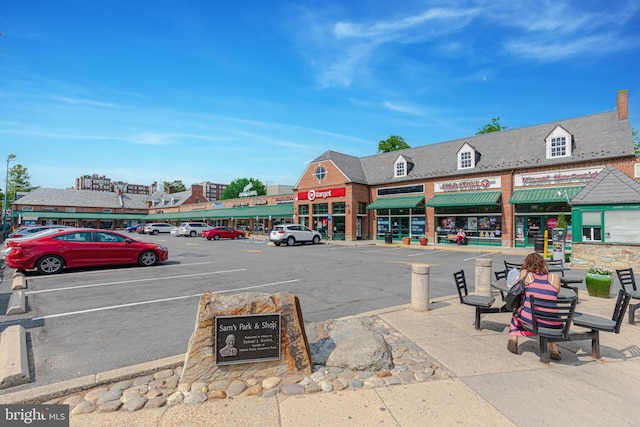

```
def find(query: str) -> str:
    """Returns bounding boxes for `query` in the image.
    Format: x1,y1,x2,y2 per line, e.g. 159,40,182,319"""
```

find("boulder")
180,291,312,384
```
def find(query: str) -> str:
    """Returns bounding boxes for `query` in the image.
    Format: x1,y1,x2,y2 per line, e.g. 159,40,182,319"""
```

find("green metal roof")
366,195,425,210
16,211,148,220
509,186,585,204
425,191,502,207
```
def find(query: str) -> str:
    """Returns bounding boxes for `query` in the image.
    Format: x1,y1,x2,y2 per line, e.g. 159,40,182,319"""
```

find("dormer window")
457,143,476,170
394,155,412,178
545,125,572,159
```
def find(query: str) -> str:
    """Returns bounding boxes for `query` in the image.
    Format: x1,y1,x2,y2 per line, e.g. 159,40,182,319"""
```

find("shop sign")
22,206,34,211
65,207,76,212
212,202,225,209
215,314,281,366
233,202,249,207
41,207,59,211
103,209,112,213
239,183,258,198
546,217,558,228
377,217,390,233
297,187,346,201
411,217,425,235
515,166,603,187
253,199,267,205
191,205,208,210
275,195,294,204
435,177,501,192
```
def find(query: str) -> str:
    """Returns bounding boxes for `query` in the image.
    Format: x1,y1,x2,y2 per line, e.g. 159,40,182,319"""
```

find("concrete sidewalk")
36,291,640,426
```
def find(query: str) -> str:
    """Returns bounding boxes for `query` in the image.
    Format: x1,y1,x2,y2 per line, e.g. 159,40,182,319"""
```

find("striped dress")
509,272,560,337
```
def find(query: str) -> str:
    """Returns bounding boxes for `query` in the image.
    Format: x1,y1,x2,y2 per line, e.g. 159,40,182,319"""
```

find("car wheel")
139,250,158,266
36,255,65,275
214,234,220,240
190,231,196,237
274,242,281,246
286,236,295,246
206,236,212,240
312,235,320,245
152,230,159,235
237,234,244,239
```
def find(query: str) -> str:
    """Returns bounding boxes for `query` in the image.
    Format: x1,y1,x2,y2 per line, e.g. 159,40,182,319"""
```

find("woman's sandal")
507,340,518,354
550,350,562,361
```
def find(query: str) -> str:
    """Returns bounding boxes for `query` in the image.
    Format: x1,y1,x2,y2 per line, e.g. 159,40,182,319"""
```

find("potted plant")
585,265,613,298
419,236,428,246
402,236,411,245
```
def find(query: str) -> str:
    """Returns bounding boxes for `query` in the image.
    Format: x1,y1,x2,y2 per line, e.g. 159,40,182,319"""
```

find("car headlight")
158,246,168,251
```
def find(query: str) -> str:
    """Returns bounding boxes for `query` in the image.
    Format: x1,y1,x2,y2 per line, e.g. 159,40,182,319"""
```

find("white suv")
144,223,173,235
176,222,210,237
269,224,321,246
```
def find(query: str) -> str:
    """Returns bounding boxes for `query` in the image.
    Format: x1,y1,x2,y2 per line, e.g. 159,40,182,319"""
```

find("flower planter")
585,273,612,298
419,237,428,246
402,237,411,245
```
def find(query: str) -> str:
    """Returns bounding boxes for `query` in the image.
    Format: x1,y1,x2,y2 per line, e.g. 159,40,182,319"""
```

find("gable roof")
571,165,640,205
15,188,150,209
305,110,633,187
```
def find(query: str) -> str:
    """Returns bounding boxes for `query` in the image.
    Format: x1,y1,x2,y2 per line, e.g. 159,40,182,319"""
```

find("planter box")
585,273,612,298
402,237,411,245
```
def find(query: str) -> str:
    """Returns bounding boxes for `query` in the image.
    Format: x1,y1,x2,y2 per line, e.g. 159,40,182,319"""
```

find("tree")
476,117,508,135
163,180,186,193
6,164,34,202
633,128,639,156
378,135,410,153
221,178,266,200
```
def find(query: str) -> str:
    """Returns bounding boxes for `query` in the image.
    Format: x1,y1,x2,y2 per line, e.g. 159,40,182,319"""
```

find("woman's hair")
522,253,548,274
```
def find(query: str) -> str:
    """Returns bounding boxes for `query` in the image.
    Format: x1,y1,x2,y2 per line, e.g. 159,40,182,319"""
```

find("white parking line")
25,269,246,295
463,253,497,261
26,262,214,280
32,279,301,320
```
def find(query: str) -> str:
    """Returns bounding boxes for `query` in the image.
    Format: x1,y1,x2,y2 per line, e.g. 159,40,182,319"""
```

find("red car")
4,228,169,275
202,226,245,240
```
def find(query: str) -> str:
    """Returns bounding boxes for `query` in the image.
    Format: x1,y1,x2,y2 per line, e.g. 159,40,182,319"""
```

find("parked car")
176,222,209,237
136,224,147,234
126,224,142,233
202,226,245,240
269,224,321,246
4,228,169,275
8,225,74,239
143,223,173,235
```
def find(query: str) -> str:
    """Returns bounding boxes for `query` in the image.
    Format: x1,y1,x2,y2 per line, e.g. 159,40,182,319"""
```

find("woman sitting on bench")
456,229,467,245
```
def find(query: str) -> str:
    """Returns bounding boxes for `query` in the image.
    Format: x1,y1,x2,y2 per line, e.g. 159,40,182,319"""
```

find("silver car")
269,224,321,246
143,223,173,235
176,222,209,237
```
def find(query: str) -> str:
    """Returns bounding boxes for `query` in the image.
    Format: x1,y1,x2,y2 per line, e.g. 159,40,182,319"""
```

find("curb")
5,291,26,315
0,325,30,390
0,354,184,405
11,275,26,291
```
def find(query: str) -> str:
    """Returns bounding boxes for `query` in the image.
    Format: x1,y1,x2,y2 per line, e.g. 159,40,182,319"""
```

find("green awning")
366,195,425,210
425,191,502,207
509,186,584,204
151,204,294,220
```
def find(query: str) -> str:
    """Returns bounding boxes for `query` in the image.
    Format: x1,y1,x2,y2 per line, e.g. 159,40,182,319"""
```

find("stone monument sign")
180,291,312,384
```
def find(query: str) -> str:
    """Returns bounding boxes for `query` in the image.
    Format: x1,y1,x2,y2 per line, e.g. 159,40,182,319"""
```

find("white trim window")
456,143,475,170
395,160,406,177
545,125,572,159
394,155,408,177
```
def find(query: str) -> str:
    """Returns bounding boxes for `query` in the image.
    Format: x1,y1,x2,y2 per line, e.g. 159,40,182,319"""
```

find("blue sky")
1,1,639,190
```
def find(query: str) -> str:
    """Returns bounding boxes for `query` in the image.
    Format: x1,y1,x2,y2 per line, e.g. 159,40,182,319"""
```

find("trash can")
534,234,545,253
384,232,393,244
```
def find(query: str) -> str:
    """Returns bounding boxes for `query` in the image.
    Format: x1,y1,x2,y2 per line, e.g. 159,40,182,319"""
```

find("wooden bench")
447,234,457,244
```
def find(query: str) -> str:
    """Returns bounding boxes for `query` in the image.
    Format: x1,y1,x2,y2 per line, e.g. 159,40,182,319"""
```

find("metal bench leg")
590,330,601,359
539,337,551,363
630,303,640,325
475,307,481,330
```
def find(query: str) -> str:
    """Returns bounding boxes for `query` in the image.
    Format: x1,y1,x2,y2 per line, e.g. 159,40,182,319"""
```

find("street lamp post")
3,154,16,235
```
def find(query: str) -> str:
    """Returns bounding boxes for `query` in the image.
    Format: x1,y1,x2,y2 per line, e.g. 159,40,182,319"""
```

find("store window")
314,165,327,182
582,210,602,242
332,202,346,214
395,160,406,177
459,151,472,169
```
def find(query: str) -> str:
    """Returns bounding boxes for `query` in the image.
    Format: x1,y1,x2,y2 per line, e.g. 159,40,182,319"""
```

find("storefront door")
391,217,410,238
526,216,542,246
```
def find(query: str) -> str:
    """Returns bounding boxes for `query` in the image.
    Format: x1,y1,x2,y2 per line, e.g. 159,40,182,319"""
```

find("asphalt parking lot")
0,234,565,394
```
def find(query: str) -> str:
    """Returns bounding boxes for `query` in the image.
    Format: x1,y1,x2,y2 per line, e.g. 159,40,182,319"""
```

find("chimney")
617,89,628,120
